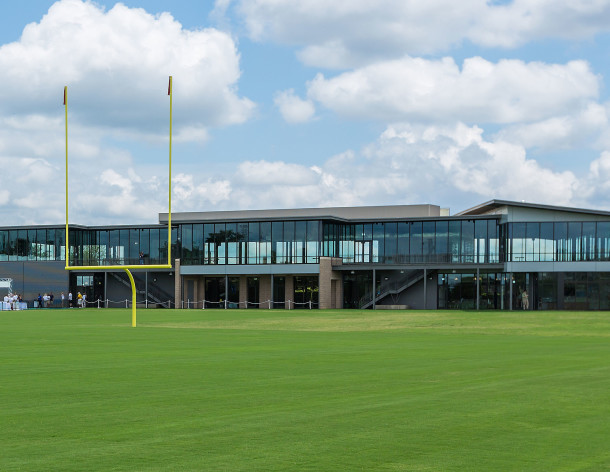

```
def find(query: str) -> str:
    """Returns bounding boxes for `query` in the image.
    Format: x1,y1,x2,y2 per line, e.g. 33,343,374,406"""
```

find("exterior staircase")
108,272,173,307
358,269,426,309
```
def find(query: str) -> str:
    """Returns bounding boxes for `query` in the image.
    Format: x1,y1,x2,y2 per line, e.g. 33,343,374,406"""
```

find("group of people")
36,293,55,308
3,293,22,310
2,291,92,309
65,291,87,308
34,292,88,308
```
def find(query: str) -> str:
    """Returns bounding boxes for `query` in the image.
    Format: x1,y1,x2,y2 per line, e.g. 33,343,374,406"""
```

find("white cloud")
306,57,599,125
236,160,319,185
173,173,232,208
0,0,254,138
273,89,315,123
0,0,256,225
496,103,609,150
228,0,610,67
208,123,589,212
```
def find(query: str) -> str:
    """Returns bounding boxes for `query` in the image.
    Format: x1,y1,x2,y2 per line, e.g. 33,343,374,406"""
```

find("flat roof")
455,199,610,217
159,204,442,223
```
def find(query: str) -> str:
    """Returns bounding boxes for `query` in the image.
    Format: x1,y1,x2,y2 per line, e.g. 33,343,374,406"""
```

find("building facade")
2,200,610,310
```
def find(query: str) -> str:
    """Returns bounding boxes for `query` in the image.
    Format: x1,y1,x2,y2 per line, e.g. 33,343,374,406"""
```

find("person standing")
68,291,73,308
61,292,65,308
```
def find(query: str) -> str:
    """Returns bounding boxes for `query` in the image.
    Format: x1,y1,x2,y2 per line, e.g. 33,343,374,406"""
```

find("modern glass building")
2,199,610,310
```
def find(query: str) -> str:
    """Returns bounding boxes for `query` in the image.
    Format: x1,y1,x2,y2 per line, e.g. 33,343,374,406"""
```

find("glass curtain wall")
179,220,322,265
505,221,610,262
334,219,499,265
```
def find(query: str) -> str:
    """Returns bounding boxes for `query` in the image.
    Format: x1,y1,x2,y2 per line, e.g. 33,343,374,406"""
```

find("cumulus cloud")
306,56,599,124
273,89,315,123
184,122,604,213
0,0,254,138
227,0,610,67
496,103,609,150
0,0,257,225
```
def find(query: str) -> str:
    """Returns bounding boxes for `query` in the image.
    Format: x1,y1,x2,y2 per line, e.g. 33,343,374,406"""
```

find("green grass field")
1,308,609,471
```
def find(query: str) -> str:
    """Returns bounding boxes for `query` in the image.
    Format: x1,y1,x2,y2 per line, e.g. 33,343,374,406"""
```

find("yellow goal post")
64,77,174,326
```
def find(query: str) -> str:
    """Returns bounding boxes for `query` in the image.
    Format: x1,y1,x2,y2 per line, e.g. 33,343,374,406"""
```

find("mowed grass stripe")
1,309,609,471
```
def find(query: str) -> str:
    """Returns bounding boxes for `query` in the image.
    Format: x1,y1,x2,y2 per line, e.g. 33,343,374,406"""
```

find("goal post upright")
64,77,174,327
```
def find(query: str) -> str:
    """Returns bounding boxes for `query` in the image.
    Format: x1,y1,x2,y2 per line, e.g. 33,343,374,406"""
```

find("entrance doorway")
247,277,259,308
205,277,225,308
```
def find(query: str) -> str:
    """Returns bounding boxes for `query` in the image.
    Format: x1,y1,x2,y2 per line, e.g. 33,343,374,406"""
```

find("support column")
239,276,248,308
174,259,181,310
372,269,376,310
509,272,513,311
259,275,271,308
476,268,480,311
271,275,274,309
423,268,427,309
225,274,229,309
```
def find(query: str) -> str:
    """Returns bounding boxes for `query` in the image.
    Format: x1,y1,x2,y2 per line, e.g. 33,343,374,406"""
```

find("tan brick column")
259,275,271,309
239,276,248,308
319,257,343,309
198,277,205,307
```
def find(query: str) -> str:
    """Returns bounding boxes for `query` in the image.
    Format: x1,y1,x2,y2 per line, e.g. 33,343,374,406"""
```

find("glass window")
204,223,214,264
597,222,610,261
422,222,435,262
461,220,475,263
215,223,226,264
582,222,596,261
475,220,487,263
306,221,319,263
226,223,238,265
284,221,295,263
192,224,203,264
149,228,160,264
448,221,461,263
435,221,448,263
17,229,28,260
108,230,121,264
128,229,138,265
488,220,499,263
272,221,282,263
340,224,354,263
56,230,65,261
539,223,554,262
511,223,526,262
28,229,38,261
410,222,422,262
362,223,372,241
181,224,193,263
525,222,539,262
294,221,306,264
237,223,248,264
554,222,567,262
373,223,384,263
384,222,397,264
248,222,259,264
567,222,582,262
0,231,7,261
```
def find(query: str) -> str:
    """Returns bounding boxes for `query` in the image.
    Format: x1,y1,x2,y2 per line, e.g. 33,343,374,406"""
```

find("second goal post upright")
63,76,175,327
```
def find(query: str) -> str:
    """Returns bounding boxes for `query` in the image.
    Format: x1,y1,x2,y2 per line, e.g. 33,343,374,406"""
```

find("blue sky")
1,0,610,225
